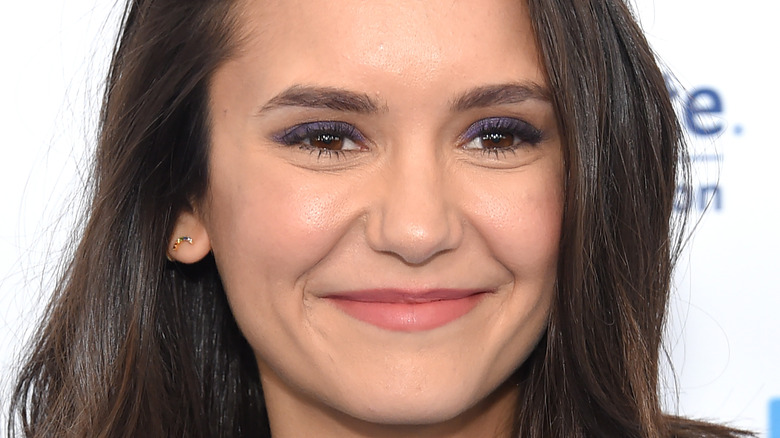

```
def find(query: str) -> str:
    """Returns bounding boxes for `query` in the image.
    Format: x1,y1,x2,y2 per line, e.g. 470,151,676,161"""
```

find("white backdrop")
635,1,780,436
1,1,777,436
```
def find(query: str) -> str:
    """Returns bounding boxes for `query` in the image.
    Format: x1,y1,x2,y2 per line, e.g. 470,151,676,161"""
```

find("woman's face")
189,0,563,431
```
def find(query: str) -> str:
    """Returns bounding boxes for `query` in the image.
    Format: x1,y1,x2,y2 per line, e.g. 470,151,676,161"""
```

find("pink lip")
324,289,488,332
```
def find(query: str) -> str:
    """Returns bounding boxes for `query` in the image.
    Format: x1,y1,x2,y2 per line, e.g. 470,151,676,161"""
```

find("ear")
167,209,212,264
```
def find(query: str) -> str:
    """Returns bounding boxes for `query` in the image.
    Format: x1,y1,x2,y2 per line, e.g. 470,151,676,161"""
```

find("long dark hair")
7,0,752,437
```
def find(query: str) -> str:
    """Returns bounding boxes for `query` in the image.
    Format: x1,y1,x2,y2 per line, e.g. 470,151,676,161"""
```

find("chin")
358,399,467,425
327,374,507,428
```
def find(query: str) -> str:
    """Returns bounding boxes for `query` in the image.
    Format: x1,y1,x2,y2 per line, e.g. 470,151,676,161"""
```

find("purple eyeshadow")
461,117,544,145
273,121,365,145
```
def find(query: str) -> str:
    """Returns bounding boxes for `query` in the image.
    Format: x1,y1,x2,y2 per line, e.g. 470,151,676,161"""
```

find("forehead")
227,0,546,97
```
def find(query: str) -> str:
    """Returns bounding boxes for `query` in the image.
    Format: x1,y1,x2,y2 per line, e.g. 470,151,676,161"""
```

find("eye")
461,117,544,154
305,132,358,151
472,132,517,150
273,121,367,157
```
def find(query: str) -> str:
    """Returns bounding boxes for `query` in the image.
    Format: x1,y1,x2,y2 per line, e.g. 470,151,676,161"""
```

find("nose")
365,147,463,265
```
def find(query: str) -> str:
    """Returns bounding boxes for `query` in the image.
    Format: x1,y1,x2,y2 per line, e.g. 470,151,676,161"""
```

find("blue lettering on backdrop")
771,398,780,438
685,89,724,136
666,74,731,212
665,74,726,138
674,184,723,212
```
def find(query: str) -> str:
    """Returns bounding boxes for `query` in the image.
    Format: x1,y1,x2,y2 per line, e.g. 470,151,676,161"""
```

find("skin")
171,0,564,436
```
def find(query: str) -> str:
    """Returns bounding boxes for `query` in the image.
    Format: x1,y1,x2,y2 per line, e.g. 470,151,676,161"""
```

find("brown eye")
480,132,515,149
275,121,366,155
311,133,345,150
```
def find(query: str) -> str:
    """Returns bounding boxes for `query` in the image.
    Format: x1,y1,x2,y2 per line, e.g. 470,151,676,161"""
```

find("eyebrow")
257,85,384,114
450,82,552,112
256,82,551,116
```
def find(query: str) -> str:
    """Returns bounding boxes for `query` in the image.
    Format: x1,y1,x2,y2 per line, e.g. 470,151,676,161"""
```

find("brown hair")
7,0,753,437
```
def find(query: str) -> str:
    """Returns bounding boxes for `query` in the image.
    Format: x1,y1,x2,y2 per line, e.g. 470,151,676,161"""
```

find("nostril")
365,206,463,265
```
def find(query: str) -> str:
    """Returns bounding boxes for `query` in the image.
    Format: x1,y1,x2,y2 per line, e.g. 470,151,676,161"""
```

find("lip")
323,289,489,332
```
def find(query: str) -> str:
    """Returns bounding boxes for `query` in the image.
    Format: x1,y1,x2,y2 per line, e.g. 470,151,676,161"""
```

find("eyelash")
272,117,543,160
273,121,365,159
459,117,544,158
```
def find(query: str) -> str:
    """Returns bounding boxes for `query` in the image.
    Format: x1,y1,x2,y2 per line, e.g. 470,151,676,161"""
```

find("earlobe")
167,209,212,264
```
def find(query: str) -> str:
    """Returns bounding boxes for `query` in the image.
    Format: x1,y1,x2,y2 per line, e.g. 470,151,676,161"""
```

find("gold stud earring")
172,236,194,251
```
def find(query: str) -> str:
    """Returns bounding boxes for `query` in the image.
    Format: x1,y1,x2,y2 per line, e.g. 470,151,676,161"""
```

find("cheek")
467,174,563,277
205,160,350,291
